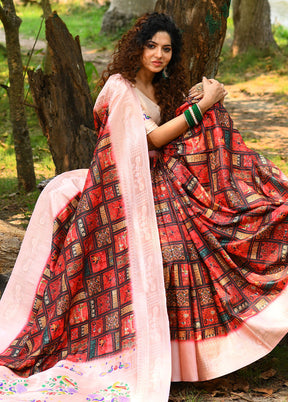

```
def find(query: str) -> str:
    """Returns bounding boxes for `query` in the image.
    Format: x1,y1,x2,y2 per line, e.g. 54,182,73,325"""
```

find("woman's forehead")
150,31,172,44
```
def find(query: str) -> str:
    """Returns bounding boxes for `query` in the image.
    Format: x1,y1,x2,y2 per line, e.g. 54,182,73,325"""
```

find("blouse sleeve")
143,111,159,135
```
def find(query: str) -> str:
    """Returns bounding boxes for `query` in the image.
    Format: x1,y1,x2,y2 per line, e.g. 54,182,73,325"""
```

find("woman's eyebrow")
147,40,172,47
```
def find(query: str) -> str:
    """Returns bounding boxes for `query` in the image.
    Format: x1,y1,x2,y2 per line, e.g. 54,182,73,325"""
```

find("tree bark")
101,0,157,33
0,219,24,289
40,0,53,74
28,12,97,175
232,0,277,56
0,0,36,192
0,220,25,298
155,0,231,86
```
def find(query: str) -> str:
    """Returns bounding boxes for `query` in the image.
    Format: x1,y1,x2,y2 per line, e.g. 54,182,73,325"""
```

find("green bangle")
184,109,195,127
192,103,203,122
189,106,198,125
196,103,203,117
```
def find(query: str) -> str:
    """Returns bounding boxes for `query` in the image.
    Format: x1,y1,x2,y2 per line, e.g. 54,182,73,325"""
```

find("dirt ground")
1,30,288,402
224,80,288,162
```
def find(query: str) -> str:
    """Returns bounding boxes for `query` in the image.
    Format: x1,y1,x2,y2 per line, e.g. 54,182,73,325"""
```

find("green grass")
17,4,46,42
218,17,288,84
0,44,54,224
264,155,288,176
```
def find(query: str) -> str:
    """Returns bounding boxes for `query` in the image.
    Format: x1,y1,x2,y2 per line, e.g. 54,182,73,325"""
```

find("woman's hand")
188,82,204,102
147,78,227,149
198,77,227,113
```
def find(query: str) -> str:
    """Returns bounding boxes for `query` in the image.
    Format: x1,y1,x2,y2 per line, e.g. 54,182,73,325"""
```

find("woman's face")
140,31,172,75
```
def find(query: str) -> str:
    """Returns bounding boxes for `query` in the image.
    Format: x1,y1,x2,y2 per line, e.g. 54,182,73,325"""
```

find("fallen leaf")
211,390,227,397
232,380,250,392
259,368,277,379
252,387,274,396
231,392,253,402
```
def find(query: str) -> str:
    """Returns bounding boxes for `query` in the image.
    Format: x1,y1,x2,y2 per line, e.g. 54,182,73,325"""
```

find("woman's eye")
163,47,171,53
146,43,155,49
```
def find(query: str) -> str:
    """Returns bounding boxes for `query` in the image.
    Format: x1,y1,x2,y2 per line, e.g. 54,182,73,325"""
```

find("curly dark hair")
99,12,189,123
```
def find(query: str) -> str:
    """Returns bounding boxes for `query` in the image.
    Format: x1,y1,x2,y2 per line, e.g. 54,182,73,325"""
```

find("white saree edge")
0,169,89,350
102,74,171,401
171,282,288,382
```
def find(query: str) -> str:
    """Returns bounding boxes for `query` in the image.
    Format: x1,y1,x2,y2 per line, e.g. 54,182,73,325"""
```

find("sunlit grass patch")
264,154,288,176
218,47,288,84
240,132,288,176
219,17,288,85
17,3,46,42
273,23,288,47
0,129,54,227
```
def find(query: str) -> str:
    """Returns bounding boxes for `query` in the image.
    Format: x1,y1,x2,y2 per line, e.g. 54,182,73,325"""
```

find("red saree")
0,74,287,400
152,100,288,380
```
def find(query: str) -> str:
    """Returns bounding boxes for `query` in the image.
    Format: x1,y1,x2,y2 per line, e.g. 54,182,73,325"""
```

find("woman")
99,12,226,148
0,12,288,402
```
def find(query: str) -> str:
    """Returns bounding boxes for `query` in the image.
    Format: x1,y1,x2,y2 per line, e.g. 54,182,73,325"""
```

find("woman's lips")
152,61,163,67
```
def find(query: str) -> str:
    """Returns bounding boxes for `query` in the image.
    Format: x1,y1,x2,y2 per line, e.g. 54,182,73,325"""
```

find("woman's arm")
147,77,227,149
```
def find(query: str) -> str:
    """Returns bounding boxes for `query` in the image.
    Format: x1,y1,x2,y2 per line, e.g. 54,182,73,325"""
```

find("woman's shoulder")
105,74,132,90
95,74,136,110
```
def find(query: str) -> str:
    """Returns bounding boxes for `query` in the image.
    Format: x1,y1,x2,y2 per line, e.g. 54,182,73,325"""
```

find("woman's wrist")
197,98,211,115
183,103,203,128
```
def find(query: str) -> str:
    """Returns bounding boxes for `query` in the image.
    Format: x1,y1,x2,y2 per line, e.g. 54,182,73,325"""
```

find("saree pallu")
0,74,288,400
0,75,171,401
152,100,288,381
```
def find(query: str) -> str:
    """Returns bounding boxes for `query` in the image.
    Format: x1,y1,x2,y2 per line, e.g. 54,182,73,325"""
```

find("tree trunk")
0,219,24,275
0,219,25,297
28,12,97,175
101,0,157,33
0,0,36,192
40,0,53,74
155,0,231,86
0,220,25,282
232,0,277,56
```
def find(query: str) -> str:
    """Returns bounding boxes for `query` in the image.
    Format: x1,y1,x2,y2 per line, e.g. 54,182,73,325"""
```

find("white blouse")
135,88,161,134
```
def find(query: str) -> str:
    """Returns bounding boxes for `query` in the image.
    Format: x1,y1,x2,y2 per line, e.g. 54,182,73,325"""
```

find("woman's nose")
155,47,162,58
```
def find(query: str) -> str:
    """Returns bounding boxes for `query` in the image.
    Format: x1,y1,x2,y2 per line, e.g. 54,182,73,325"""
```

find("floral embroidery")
0,375,78,396
86,382,130,401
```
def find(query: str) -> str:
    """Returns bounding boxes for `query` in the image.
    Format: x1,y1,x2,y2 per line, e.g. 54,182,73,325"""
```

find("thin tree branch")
0,83,9,91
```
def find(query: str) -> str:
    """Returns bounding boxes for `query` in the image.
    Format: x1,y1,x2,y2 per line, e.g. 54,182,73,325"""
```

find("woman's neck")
135,70,156,103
